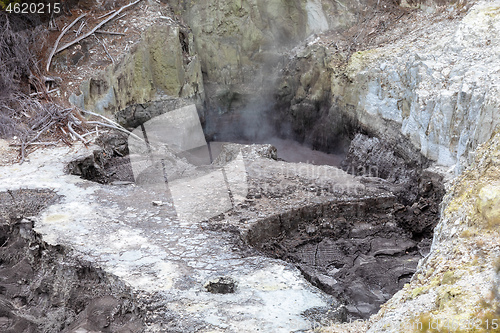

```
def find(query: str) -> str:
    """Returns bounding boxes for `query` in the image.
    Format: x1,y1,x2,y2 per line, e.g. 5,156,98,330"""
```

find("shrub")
0,12,46,138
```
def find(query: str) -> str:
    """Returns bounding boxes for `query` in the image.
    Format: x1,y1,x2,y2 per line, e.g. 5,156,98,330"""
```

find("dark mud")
251,134,445,319
68,129,444,322
254,203,428,319
66,132,135,184
0,189,144,333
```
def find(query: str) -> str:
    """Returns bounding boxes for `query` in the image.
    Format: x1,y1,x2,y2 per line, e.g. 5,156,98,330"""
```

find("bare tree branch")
76,108,144,142
94,35,114,64
86,121,144,142
46,13,87,72
68,121,88,144
54,0,143,55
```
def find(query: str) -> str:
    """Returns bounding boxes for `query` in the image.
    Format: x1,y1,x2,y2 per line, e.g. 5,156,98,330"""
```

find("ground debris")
204,277,237,294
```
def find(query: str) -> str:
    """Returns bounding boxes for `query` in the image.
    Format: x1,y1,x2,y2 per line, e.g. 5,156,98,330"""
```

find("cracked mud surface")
255,212,423,319
0,133,444,331
0,143,338,332
205,140,444,319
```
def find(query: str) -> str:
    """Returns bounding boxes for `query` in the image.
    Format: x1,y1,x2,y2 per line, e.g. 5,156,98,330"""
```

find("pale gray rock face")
277,1,500,174
351,1,500,172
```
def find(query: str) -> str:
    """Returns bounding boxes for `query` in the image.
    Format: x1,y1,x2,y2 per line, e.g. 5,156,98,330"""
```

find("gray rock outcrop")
277,1,500,173
69,23,204,126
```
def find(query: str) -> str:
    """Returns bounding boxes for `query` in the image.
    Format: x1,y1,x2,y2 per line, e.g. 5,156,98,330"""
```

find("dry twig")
113,13,127,21
68,121,88,144
29,88,59,97
81,131,98,138
96,30,125,36
97,9,116,19
46,13,87,72
76,20,86,36
94,35,115,64
76,108,144,142
20,120,56,164
10,141,59,147
54,0,143,55
28,121,56,145
86,121,143,142
16,105,78,163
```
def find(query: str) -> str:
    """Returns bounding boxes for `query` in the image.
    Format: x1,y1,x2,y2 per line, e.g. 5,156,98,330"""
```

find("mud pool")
0,92,446,332
209,138,345,167
59,121,443,328
0,144,345,332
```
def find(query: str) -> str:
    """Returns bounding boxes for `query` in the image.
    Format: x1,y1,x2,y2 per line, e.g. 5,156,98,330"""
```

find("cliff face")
69,0,405,123
167,0,407,112
277,1,500,172
168,0,369,84
69,23,204,125
70,0,341,124
346,2,500,171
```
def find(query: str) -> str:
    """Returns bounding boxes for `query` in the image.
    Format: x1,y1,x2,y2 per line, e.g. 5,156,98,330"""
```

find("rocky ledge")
0,189,143,333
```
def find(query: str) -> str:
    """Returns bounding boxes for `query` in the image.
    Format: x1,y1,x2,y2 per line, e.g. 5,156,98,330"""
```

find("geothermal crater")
67,99,444,321
2,0,479,331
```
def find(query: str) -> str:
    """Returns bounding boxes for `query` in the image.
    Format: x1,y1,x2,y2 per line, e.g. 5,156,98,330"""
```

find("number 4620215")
5,2,61,14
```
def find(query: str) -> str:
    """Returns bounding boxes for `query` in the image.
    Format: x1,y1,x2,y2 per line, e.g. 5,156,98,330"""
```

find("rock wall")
69,0,362,124
169,0,352,85
345,2,500,171
172,0,464,87
276,1,500,173
168,0,409,114
70,23,204,125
